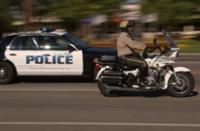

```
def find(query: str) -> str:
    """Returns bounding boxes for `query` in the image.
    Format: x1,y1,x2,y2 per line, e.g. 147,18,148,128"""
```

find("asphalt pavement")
0,54,200,131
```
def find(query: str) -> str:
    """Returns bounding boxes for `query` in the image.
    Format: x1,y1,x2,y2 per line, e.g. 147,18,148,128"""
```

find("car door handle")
43,54,50,56
9,53,16,56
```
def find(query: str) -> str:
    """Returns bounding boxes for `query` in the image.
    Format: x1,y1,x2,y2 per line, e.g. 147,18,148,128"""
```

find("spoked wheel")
167,72,195,97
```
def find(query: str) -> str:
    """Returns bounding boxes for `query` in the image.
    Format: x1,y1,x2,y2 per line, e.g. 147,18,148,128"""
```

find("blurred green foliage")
4,0,124,30
49,0,122,18
38,0,123,31
142,0,200,28
1,0,200,35
34,0,55,16
177,39,200,53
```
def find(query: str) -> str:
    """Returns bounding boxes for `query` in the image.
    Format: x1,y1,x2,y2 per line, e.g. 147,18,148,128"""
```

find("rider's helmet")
119,20,135,32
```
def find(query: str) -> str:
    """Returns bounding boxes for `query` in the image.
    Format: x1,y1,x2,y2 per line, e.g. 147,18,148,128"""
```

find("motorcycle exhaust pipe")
100,71,123,85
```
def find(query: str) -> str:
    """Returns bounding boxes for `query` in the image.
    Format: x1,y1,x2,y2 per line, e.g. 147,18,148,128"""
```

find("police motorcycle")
95,31,195,97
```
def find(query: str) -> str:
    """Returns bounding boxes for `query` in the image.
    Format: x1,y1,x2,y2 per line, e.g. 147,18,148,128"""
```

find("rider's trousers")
121,54,148,79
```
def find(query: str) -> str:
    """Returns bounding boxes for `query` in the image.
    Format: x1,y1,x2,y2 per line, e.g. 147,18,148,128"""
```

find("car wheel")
0,62,15,84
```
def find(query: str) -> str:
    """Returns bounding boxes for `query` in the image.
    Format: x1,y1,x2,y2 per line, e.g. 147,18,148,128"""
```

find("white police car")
0,30,116,84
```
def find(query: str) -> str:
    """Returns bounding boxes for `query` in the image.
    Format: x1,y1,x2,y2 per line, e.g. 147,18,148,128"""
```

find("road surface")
0,54,199,131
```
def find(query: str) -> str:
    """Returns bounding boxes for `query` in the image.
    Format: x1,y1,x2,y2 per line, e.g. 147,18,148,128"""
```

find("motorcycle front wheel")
167,72,195,97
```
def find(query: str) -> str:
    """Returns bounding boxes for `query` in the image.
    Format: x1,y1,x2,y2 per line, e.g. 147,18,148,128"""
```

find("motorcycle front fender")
95,66,111,80
163,67,191,89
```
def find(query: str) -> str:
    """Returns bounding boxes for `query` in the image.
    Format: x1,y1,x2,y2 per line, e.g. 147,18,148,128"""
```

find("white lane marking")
0,122,200,127
0,88,98,91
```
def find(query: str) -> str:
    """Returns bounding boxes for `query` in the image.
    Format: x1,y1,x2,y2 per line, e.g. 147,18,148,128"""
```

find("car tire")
0,62,15,84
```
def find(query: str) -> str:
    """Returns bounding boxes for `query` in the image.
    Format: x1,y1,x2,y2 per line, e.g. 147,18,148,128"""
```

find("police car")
0,30,116,84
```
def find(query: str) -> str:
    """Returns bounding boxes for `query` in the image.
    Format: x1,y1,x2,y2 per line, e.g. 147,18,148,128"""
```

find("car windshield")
62,33,90,49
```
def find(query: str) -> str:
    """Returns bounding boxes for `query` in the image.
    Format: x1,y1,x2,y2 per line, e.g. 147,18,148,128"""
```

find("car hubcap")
0,68,6,79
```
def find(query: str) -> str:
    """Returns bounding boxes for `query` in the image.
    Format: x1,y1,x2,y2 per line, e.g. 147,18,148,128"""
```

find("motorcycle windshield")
162,30,177,48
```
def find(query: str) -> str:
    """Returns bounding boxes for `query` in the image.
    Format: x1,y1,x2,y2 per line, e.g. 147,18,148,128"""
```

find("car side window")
9,37,21,50
10,36,39,50
21,37,39,50
39,36,71,50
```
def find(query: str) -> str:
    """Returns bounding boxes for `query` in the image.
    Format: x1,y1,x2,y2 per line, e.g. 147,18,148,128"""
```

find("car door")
38,35,83,76
5,36,44,75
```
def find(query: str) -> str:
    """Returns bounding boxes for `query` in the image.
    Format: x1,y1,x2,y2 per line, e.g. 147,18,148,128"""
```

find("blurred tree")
0,0,13,37
141,0,200,30
1,0,123,33
48,0,123,31
34,0,55,16
50,0,122,18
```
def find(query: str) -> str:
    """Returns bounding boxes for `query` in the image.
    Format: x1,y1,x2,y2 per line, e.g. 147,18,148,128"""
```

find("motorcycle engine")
146,69,157,86
126,73,138,87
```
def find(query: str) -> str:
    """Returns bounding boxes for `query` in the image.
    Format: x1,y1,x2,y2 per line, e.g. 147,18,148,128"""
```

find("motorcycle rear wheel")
167,72,195,97
97,79,112,97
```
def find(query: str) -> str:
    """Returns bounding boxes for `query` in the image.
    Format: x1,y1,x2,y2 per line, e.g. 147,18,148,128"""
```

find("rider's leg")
124,55,148,82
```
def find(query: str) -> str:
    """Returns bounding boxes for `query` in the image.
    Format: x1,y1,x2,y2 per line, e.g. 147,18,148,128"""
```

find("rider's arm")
125,36,146,51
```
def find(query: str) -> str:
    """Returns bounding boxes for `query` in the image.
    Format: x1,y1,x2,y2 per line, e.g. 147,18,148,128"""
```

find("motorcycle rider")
117,20,149,84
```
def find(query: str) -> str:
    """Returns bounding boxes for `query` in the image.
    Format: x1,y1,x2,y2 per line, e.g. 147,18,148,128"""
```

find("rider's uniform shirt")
117,32,146,57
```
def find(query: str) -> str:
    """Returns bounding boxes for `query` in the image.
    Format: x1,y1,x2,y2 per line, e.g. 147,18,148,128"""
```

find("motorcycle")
95,31,195,97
